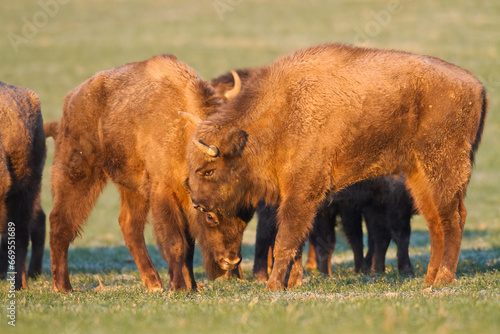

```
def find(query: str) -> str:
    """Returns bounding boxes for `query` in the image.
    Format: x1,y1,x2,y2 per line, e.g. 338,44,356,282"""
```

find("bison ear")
223,129,247,158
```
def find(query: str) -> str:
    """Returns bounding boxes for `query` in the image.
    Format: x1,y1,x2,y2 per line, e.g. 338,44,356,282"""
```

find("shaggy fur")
213,70,415,280
0,82,46,290
187,43,487,290
48,55,249,292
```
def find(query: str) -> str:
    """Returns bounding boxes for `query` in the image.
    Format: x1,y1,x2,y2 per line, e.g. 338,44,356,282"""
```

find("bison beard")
186,43,487,291
0,82,46,290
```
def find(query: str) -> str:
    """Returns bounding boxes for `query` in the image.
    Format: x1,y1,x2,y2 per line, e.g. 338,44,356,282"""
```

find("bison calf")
49,54,246,292
308,174,415,276
0,82,46,290
186,43,487,290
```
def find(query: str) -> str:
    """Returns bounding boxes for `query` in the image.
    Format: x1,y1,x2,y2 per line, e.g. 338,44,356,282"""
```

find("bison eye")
202,169,215,177
206,213,219,226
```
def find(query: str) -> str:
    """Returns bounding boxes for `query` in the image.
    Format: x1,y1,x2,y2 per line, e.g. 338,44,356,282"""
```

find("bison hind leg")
405,159,467,286
49,165,107,292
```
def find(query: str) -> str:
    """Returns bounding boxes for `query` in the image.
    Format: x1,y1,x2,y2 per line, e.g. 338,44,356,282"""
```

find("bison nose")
219,255,242,271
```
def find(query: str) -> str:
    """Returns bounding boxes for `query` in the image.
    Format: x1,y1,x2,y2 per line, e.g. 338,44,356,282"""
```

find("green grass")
1,0,500,333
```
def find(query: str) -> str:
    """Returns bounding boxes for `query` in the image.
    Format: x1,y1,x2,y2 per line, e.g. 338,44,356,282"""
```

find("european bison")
307,174,415,276
0,82,46,290
185,43,487,290
49,54,246,292
211,70,414,279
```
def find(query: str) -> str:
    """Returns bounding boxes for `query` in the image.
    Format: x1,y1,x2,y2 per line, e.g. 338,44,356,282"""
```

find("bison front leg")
340,208,364,273
285,242,304,289
363,206,391,274
151,191,189,292
118,186,163,292
266,196,318,291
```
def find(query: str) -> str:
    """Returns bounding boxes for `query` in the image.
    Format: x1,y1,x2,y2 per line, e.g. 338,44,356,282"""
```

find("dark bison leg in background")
28,198,46,278
389,202,414,275
340,208,364,273
6,190,36,289
0,234,7,279
150,189,190,291
182,233,198,290
254,203,277,282
117,185,164,291
363,232,375,273
363,205,391,274
308,206,336,275
49,166,107,292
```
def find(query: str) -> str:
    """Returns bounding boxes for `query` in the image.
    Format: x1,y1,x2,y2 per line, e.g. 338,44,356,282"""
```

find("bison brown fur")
49,55,248,292
0,82,46,290
186,43,487,290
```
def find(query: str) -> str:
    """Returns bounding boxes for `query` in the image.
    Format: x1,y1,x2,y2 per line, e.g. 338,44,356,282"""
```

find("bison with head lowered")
184,43,487,290
49,54,247,292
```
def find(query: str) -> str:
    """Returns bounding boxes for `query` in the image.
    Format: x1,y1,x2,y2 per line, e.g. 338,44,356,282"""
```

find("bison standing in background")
307,174,415,276
185,43,487,290
49,54,246,292
0,82,46,290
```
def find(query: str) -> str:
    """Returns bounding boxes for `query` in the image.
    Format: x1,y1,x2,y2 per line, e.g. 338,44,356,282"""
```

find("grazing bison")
49,54,247,292
211,69,414,280
0,82,46,290
184,43,487,290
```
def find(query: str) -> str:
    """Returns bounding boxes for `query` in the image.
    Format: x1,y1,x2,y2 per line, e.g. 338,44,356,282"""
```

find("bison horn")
224,70,241,100
193,139,220,158
178,111,202,126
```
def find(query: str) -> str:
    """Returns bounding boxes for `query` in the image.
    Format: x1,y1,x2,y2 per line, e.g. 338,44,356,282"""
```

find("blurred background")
1,0,498,275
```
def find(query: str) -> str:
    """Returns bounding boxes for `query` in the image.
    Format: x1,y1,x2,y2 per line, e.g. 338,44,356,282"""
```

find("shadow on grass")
34,243,257,276
29,232,497,287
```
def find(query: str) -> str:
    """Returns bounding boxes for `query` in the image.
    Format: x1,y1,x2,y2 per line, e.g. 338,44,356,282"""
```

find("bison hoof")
265,279,285,291
253,272,268,283
147,285,164,292
286,276,303,290
434,269,455,286
52,284,73,293
399,266,414,276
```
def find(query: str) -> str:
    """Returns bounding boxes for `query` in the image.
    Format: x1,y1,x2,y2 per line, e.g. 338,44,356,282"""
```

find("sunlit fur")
48,54,247,292
188,43,487,290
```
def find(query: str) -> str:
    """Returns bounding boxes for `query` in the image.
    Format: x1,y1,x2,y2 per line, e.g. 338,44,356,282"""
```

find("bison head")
180,111,249,220
189,204,252,278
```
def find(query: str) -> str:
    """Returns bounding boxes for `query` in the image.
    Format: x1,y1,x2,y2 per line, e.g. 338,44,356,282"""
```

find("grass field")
1,0,499,333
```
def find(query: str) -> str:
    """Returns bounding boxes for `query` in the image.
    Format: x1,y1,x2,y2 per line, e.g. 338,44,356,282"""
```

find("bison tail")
43,121,60,139
470,86,488,165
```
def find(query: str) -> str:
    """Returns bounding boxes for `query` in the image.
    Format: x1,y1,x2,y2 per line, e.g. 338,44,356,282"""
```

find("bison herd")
0,43,487,292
